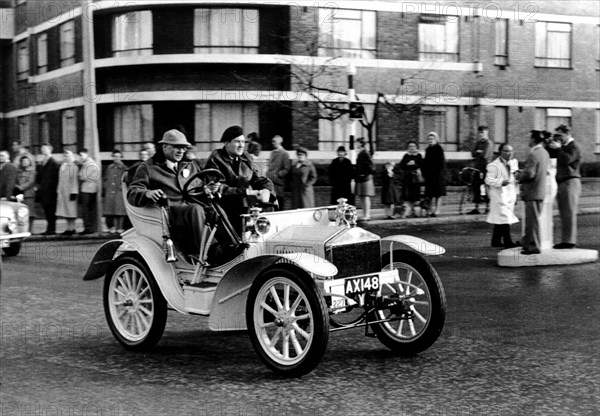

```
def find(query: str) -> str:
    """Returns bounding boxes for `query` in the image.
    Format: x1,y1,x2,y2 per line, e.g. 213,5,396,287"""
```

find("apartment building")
1,0,598,161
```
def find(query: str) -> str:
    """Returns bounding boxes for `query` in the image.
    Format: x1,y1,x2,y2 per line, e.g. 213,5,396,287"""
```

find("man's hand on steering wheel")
145,189,166,203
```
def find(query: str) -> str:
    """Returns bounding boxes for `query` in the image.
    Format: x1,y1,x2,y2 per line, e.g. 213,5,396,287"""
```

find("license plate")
344,274,381,296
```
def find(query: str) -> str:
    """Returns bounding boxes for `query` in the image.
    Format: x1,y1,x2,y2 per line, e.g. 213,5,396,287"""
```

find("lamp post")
347,62,357,164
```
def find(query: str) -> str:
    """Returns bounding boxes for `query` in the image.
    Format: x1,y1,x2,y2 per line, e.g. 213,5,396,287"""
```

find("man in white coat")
485,143,520,248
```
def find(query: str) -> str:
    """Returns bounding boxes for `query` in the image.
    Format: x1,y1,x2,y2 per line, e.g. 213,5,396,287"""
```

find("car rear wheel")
370,249,446,354
2,242,21,256
246,267,329,377
103,255,167,351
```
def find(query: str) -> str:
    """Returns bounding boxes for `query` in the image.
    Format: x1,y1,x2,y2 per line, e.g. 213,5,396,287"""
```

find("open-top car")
1,197,31,256
84,170,446,377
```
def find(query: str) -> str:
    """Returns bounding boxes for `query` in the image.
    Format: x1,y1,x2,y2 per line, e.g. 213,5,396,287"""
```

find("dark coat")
0,162,18,198
103,162,127,216
381,166,401,205
290,159,317,209
399,153,423,202
355,150,374,182
556,139,582,183
329,157,355,204
36,157,60,206
423,143,447,197
15,166,36,212
519,144,550,201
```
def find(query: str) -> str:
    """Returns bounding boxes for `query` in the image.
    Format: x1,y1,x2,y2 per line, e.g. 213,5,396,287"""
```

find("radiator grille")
326,240,381,279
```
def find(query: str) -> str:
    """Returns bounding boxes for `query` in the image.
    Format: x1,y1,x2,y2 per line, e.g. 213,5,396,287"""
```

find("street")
1,215,599,416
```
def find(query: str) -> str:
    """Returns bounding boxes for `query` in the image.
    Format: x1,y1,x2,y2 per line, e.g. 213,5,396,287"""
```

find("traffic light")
349,103,364,119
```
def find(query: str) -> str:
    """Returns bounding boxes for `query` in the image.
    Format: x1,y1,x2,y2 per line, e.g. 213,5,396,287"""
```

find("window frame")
194,102,259,151
494,18,509,67
112,10,153,57
112,104,154,152
493,106,508,146
36,33,48,74
193,8,259,54
419,105,458,151
59,20,76,67
61,109,78,152
318,8,376,59
318,104,375,151
16,39,29,81
534,21,572,68
534,107,572,131
418,14,459,63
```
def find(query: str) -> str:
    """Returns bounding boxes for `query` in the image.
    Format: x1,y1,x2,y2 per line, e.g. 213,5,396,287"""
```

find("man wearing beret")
515,130,551,255
128,129,209,256
549,124,582,249
205,125,274,233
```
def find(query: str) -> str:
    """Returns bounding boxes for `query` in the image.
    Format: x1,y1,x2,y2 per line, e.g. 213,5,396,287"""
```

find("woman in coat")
328,146,354,205
15,154,36,229
290,147,317,209
399,140,423,218
103,149,128,234
381,162,401,219
423,132,447,217
55,150,79,235
485,143,519,248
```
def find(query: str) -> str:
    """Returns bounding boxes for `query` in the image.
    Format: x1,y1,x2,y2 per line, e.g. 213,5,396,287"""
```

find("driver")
128,129,209,255
205,125,275,233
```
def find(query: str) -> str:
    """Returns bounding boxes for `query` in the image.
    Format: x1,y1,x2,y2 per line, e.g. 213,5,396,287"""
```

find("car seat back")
122,182,163,243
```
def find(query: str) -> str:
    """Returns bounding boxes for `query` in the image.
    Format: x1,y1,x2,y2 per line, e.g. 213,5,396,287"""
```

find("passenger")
204,125,275,234
128,129,216,256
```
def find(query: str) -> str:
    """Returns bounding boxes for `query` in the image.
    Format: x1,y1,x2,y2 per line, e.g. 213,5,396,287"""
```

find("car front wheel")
370,249,446,355
2,242,22,256
246,266,329,377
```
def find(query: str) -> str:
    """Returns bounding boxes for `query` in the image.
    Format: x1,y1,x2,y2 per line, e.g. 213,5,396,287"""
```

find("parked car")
0,197,31,256
84,170,447,377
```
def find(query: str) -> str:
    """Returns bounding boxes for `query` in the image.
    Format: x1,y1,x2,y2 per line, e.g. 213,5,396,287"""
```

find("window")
534,108,572,131
419,106,458,151
61,109,77,152
59,20,75,67
36,33,48,74
596,109,600,154
112,10,153,57
39,113,50,146
113,105,154,152
494,19,508,66
195,103,259,151
16,40,29,81
535,22,571,68
318,9,376,59
194,9,259,54
18,116,30,146
494,107,508,145
318,105,374,151
418,15,458,62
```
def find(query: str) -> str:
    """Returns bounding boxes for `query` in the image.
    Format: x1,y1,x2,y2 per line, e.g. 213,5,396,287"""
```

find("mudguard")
82,236,188,314
208,253,337,331
381,235,445,256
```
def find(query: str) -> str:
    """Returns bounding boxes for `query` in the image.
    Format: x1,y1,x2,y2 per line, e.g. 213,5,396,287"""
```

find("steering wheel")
182,168,225,202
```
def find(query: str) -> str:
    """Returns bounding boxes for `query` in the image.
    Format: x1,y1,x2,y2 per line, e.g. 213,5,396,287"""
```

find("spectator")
381,162,401,219
56,150,79,235
266,135,291,210
550,124,582,249
328,145,355,205
78,148,101,234
11,140,33,165
423,132,446,217
469,125,494,214
103,149,127,234
0,150,18,198
516,130,551,255
14,154,37,229
37,144,60,235
246,132,262,158
484,143,519,248
290,147,317,209
399,140,423,218
143,142,156,157
355,137,375,220
125,149,150,186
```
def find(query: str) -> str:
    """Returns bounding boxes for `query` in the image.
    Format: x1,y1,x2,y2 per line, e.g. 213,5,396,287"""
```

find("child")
381,162,401,219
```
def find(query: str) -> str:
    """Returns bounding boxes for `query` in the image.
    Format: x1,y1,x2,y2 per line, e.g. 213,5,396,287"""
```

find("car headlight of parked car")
16,206,29,225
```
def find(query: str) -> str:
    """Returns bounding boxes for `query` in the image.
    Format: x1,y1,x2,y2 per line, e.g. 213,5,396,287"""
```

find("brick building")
1,0,598,162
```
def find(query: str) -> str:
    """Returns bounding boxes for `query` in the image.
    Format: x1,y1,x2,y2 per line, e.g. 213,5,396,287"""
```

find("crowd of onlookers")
0,122,582,252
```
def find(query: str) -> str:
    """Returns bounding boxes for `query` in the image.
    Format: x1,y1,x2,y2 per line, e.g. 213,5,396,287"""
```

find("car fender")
83,236,188,314
208,253,337,331
381,235,445,256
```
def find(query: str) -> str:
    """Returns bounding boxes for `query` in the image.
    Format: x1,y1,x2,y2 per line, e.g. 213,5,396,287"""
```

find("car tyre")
103,254,167,351
2,242,21,256
370,249,446,354
246,266,329,377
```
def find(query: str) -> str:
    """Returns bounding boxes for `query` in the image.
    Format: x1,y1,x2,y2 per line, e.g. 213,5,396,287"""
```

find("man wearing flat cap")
128,129,208,255
549,124,582,249
515,130,551,255
205,125,274,233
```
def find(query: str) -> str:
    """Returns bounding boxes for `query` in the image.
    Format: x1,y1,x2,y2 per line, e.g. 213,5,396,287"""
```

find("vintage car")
0,197,31,256
84,170,446,376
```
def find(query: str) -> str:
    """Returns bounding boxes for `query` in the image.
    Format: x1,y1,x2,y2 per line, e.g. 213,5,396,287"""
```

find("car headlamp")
255,217,271,234
17,206,29,224
334,199,357,227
